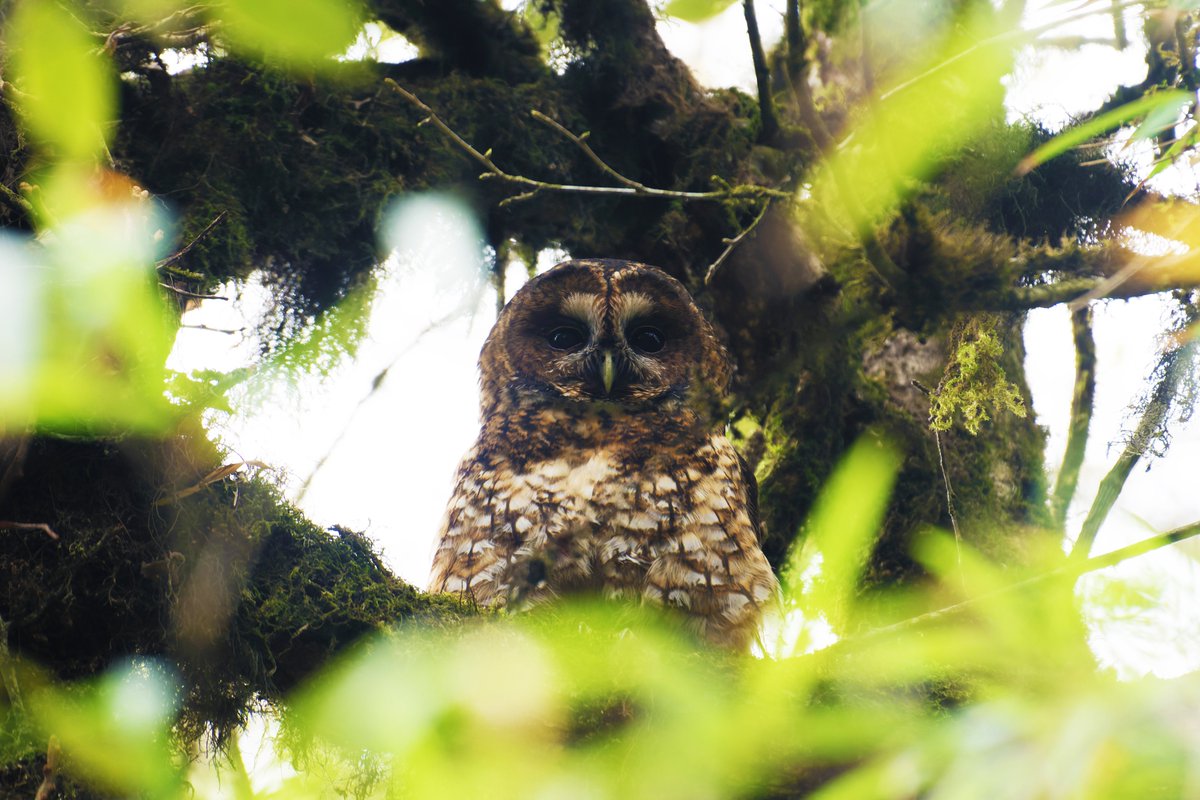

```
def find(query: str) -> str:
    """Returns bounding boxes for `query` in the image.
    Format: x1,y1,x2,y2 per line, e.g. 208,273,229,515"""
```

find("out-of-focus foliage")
3,439,1196,798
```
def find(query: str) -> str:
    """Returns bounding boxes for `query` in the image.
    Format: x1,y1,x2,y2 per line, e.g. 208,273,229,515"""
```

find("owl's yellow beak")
601,350,616,395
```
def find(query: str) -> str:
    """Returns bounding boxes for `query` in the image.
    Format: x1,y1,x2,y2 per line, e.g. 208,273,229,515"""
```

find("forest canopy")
2,0,1200,797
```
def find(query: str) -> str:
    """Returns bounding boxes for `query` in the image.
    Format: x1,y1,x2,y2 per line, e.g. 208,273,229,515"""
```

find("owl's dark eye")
629,325,665,354
547,325,586,351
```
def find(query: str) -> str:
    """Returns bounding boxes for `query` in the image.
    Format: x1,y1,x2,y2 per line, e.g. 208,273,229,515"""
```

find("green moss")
0,429,472,752
930,315,1027,435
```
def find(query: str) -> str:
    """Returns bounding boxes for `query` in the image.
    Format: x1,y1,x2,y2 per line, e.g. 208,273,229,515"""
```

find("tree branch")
1070,317,1200,559
743,0,779,142
0,182,34,217
156,211,226,271
841,519,1200,646
387,80,790,204
1050,305,1096,528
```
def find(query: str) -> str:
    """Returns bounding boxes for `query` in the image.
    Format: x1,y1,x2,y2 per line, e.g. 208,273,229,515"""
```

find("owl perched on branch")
429,259,779,649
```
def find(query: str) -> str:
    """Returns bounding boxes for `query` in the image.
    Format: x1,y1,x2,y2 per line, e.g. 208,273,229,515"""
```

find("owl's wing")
734,449,763,545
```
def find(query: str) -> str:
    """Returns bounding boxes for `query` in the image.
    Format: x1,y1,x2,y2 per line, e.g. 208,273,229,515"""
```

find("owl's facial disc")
544,301,674,402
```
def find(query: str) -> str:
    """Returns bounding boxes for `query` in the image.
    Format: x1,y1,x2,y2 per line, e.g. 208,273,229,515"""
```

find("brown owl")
429,259,779,649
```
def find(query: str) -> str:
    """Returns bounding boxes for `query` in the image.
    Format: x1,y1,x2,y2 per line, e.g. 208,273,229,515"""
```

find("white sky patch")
655,1,785,93
1004,0,1148,130
340,21,418,64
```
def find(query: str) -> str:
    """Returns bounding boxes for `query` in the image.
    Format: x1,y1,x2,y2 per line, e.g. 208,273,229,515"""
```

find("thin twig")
842,518,1200,646
386,79,789,204
156,211,226,271
158,282,228,300
529,110,649,192
1050,305,1096,528
705,199,772,285
913,379,965,590
296,304,477,503
180,323,245,334
0,521,59,540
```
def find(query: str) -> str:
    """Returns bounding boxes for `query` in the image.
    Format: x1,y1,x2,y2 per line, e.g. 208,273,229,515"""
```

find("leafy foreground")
3,442,1198,799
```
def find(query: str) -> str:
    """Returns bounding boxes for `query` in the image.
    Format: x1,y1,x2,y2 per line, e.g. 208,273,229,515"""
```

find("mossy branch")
1050,305,1096,529
386,80,790,205
996,247,1200,309
1070,324,1200,559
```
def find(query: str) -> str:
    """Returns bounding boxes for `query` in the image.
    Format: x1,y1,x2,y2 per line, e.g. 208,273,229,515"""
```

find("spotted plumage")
429,259,779,648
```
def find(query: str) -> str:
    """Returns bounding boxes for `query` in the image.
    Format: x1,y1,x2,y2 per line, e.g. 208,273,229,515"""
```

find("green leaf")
216,0,365,64
663,0,739,23
782,435,901,633
1144,122,1199,184
30,661,183,797
1131,94,1193,142
1016,90,1192,175
7,1,115,158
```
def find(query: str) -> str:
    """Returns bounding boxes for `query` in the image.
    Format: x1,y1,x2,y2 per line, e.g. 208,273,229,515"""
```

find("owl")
429,259,779,649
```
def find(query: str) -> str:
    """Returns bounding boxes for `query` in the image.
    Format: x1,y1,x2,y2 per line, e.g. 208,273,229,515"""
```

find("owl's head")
479,259,731,414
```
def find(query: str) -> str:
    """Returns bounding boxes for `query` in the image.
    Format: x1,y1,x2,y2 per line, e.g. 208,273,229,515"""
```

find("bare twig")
0,521,59,540
180,323,245,334
842,519,1200,646
1050,305,1096,528
156,211,226,271
155,460,269,506
529,111,649,192
158,282,228,301
296,305,473,503
386,79,789,204
704,199,772,285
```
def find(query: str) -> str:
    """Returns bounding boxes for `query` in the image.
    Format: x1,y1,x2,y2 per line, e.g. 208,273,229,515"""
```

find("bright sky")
167,0,1200,679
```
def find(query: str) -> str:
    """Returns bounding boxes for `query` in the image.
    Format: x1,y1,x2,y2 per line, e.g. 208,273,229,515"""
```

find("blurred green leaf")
30,661,182,797
0,190,176,432
782,435,900,635
1017,90,1191,175
1131,94,1192,142
807,10,1014,236
216,0,365,64
663,0,739,22
7,0,115,158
